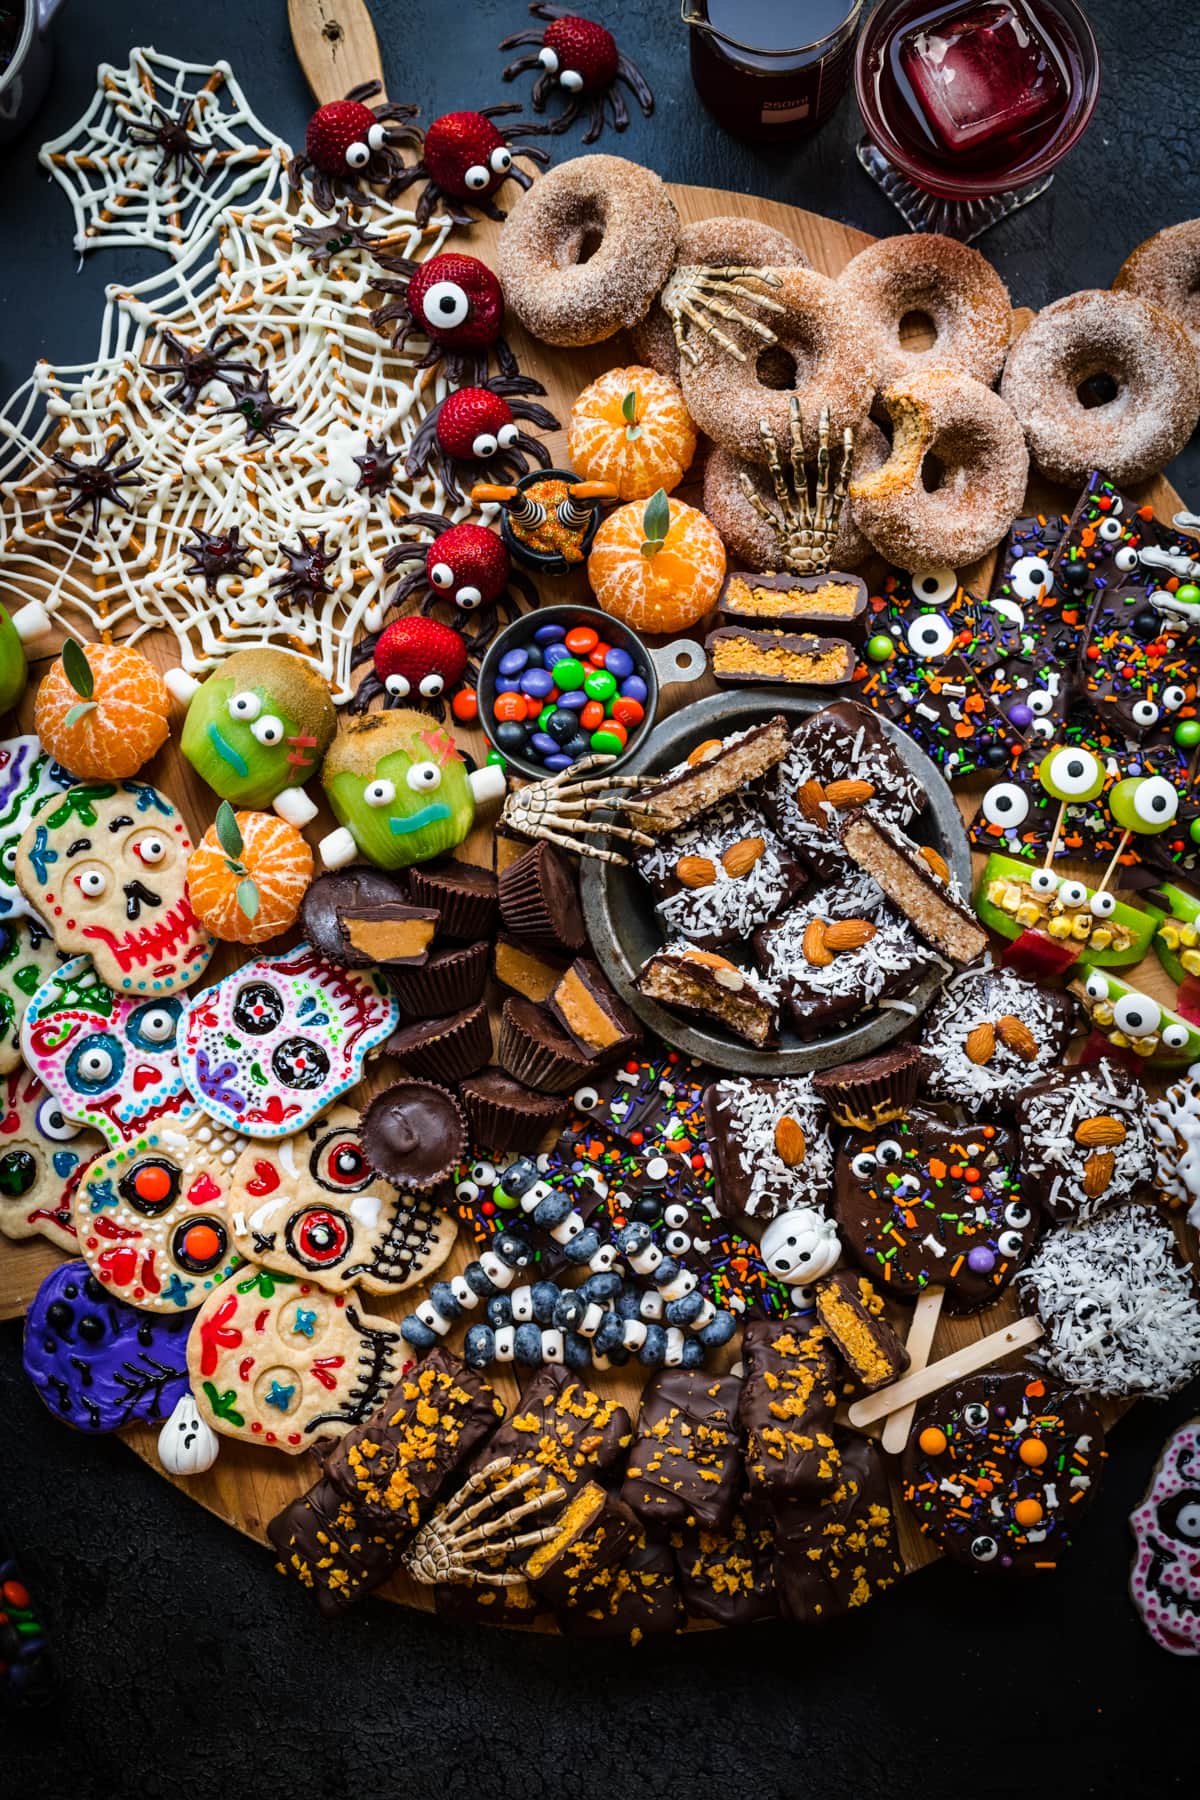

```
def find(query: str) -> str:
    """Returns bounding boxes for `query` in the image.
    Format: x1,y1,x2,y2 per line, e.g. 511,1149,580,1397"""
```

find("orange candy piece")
567,365,696,501
1013,1498,1044,1528
187,809,313,946
1018,1437,1048,1467
588,493,726,634
918,1426,947,1456
35,641,170,779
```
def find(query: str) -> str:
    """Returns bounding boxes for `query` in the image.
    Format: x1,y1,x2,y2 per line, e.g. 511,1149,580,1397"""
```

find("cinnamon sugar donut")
632,215,810,379
496,154,679,348
1000,289,1200,487
677,267,881,463
1114,221,1200,361
836,233,1012,388
850,368,1028,570
703,420,889,572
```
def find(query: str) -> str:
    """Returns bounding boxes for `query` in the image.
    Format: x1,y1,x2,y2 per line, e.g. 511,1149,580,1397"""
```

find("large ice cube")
899,1,1065,152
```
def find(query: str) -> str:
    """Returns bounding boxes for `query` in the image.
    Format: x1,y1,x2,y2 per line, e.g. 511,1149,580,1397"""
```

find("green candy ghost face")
323,710,476,869
179,648,336,811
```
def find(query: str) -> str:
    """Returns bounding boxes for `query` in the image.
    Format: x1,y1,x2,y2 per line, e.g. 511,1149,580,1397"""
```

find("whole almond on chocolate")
774,1115,807,1166
687,739,723,767
918,845,951,882
1083,1150,1115,1197
1074,1115,1127,1147
965,1021,996,1065
997,1014,1038,1060
721,836,765,878
824,778,876,808
823,918,876,953
802,917,833,966
676,854,717,889
795,779,828,826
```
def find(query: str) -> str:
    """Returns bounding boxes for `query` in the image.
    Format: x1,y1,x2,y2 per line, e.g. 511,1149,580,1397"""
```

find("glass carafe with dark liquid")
684,0,864,141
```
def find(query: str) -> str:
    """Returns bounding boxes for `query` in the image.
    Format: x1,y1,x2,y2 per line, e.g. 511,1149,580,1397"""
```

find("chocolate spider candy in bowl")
179,944,399,1139
0,1064,103,1253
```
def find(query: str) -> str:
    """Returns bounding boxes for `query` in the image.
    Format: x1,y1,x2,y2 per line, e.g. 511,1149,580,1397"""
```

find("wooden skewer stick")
1094,827,1133,898
880,1286,944,1457
847,1315,1044,1431
1042,799,1067,867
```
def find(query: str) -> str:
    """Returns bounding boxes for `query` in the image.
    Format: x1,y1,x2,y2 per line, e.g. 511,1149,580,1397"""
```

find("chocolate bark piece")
1013,1057,1151,1222
386,1001,492,1084
459,1068,569,1154
625,716,791,835
524,1482,640,1608
814,1269,910,1391
634,797,808,951
637,947,779,1049
492,934,568,1003
671,1510,778,1627
337,901,439,966
707,627,857,688
268,1475,402,1616
764,699,926,882
547,957,642,1062
406,858,498,941
834,1104,1035,1311
719,569,869,639
1076,581,1200,750
300,867,411,968
837,808,986,967
388,939,489,1015
771,1432,902,1623
361,1080,468,1190
865,650,1020,782
497,995,595,1093
497,842,586,952
323,1348,506,1533
919,967,1076,1113
901,1369,1105,1573
433,1578,545,1627
554,1047,716,1155
740,1316,841,1503
621,1369,743,1535
812,1043,927,1130
463,1365,633,1504
752,877,938,1042
557,1538,684,1641
704,1075,832,1223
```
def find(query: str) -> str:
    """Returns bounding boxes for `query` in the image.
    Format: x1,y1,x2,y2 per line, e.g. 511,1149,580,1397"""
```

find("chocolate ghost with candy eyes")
14,781,215,996
24,1260,192,1432
902,1369,1105,1573
22,955,193,1148
834,1105,1037,1310
0,1064,103,1252
73,1112,243,1312
171,646,337,828
227,1104,458,1295
1129,1418,1200,1657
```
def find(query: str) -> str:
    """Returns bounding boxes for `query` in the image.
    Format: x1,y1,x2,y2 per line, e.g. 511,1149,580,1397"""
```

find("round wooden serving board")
2,12,1196,1622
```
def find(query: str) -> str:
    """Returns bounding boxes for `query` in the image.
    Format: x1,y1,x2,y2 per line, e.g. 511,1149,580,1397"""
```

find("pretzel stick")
847,1315,1044,1430
880,1286,944,1457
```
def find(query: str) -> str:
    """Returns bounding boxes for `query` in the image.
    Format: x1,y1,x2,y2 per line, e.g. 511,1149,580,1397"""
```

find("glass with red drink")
684,0,864,142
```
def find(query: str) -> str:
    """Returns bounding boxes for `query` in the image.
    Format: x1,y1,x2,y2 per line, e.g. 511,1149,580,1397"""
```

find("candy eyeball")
454,584,483,610
344,140,371,170
470,1160,496,1186
850,1150,876,1178
1131,699,1161,728
418,280,470,330
1161,685,1187,712
455,1177,480,1203
997,1228,1025,1257
905,613,955,659
572,1085,600,1112
875,1138,903,1166
1114,546,1139,572
1009,555,1053,601
418,674,445,698
134,833,168,865
1089,890,1116,918
251,715,284,746
1112,992,1160,1036
981,783,1030,829
490,146,512,174
1084,970,1110,1002
497,422,520,449
1027,689,1055,717
970,1535,999,1563
367,122,388,152
910,568,956,606
1097,516,1125,541
963,1401,990,1432
406,762,442,792
385,673,410,698
364,778,396,808
1057,879,1088,908
1029,868,1059,896
430,561,455,590
1040,745,1102,802
36,1097,79,1141
74,866,108,899
1161,1020,1192,1052
471,431,499,458
1134,776,1179,828
228,690,262,722
1004,1200,1032,1229
464,164,490,191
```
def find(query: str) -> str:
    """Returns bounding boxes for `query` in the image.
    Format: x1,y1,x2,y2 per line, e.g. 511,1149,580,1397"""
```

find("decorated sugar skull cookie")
24,1259,192,1432
0,916,65,1075
0,737,72,924
173,646,336,827
1129,1419,1200,1656
14,781,215,996
74,1111,244,1311
227,1104,457,1295
0,1064,103,1251
318,708,504,871
180,943,399,1139
22,955,194,1148
187,1263,406,1453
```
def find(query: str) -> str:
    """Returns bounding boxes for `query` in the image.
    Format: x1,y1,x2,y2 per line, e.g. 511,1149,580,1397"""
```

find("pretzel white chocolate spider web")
39,47,290,262
0,193,464,700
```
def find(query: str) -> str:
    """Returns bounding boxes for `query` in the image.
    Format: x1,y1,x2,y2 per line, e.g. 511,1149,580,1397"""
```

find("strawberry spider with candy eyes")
387,105,550,227
406,375,561,506
498,4,653,143
288,80,422,213
349,616,475,720
371,250,519,386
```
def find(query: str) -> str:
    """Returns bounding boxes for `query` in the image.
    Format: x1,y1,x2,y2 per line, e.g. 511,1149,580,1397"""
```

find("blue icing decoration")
163,1272,194,1308
86,1177,118,1213
52,1150,80,1179
126,782,173,816
291,1307,317,1339
265,1380,295,1412
27,825,57,886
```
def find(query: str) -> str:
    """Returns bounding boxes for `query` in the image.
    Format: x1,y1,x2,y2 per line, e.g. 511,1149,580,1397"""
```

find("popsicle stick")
881,1286,944,1456
847,1315,1044,1430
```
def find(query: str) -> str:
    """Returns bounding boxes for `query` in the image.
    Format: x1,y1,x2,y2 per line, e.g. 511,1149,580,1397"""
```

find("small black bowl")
494,467,606,577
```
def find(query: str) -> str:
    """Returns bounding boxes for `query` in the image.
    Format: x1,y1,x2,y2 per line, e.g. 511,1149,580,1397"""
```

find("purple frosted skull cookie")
1014,1058,1151,1222
919,968,1075,1112
1129,1419,1200,1657
24,1259,191,1431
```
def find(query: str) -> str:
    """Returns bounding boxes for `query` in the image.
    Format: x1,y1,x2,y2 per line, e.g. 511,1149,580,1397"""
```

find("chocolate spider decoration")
183,524,255,592
406,375,560,506
291,208,386,266
49,432,145,535
370,249,519,387
387,103,549,227
125,98,208,184
498,4,654,144
353,437,404,498
141,323,260,411
216,375,297,445
270,532,336,608
287,81,422,214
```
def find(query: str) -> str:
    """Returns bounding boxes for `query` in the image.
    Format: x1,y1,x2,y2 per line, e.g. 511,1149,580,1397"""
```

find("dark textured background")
4,3,1200,1795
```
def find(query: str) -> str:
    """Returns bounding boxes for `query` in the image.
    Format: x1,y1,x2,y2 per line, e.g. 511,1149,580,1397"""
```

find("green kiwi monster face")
322,710,476,869
180,648,336,810
0,607,28,717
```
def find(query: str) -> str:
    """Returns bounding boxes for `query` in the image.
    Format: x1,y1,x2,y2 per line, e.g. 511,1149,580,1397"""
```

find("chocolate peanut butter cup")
361,1080,468,1190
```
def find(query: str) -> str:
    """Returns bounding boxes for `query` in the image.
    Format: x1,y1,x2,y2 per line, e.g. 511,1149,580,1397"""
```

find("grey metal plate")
579,689,971,1074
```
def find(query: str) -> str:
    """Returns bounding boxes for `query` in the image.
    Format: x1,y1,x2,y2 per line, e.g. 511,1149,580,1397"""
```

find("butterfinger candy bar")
463,1364,633,1505
671,1511,778,1627
620,1368,743,1535
324,1347,506,1532
771,1432,902,1624
548,957,642,1063
557,1538,684,1642
814,1270,910,1392
268,1476,402,1616
837,809,987,967
740,1316,841,1502
719,570,869,640
625,717,791,835
706,627,857,688
523,1481,639,1608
